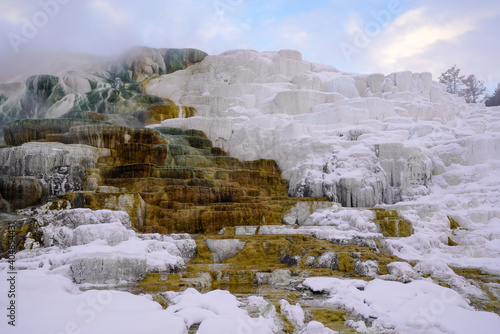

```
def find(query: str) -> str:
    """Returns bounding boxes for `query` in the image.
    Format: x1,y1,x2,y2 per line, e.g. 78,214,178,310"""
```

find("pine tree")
438,65,464,94
460,74,486,103
484,83,500,107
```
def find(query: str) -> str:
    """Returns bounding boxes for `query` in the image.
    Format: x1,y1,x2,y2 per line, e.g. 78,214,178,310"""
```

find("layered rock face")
146,49,460,207
1,117,326,234
0,119,110,209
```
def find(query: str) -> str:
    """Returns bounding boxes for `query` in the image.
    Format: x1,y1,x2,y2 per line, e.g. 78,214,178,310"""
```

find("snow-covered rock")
282,201,337,225
165,288,276,333
279,299,305,329
36,208,132,229
4,209,196,284
353,259,379,277
385,261,421,282
43,222,130,248
146,49,468,206
302,277,500,333
205,239,246,262
71,257,147,284
300,321,338,334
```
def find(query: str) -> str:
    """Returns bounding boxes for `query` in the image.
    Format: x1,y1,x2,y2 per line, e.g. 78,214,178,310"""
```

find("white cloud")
371,7,477,69
281,26,309,46
91,0,127,24
0,2,28,25
201,9,249,43
344,13,363,36
360,2,500,83
202,21,243,41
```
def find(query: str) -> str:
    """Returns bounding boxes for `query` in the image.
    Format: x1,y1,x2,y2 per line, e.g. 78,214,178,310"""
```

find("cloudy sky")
0,0,499,90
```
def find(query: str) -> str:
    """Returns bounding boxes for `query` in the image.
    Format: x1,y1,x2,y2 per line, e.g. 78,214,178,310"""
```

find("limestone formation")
35,208,132,229
0,122,110,209
282,201,336,225
120,47,208,82
1,46,499,333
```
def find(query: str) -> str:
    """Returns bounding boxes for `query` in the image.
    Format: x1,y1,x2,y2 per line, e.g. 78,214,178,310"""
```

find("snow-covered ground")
1,49,500,333
1,264,499,333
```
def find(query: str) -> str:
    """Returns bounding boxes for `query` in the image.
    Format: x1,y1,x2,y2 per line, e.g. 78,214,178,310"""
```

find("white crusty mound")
147,49,500,274
146,49,473,206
